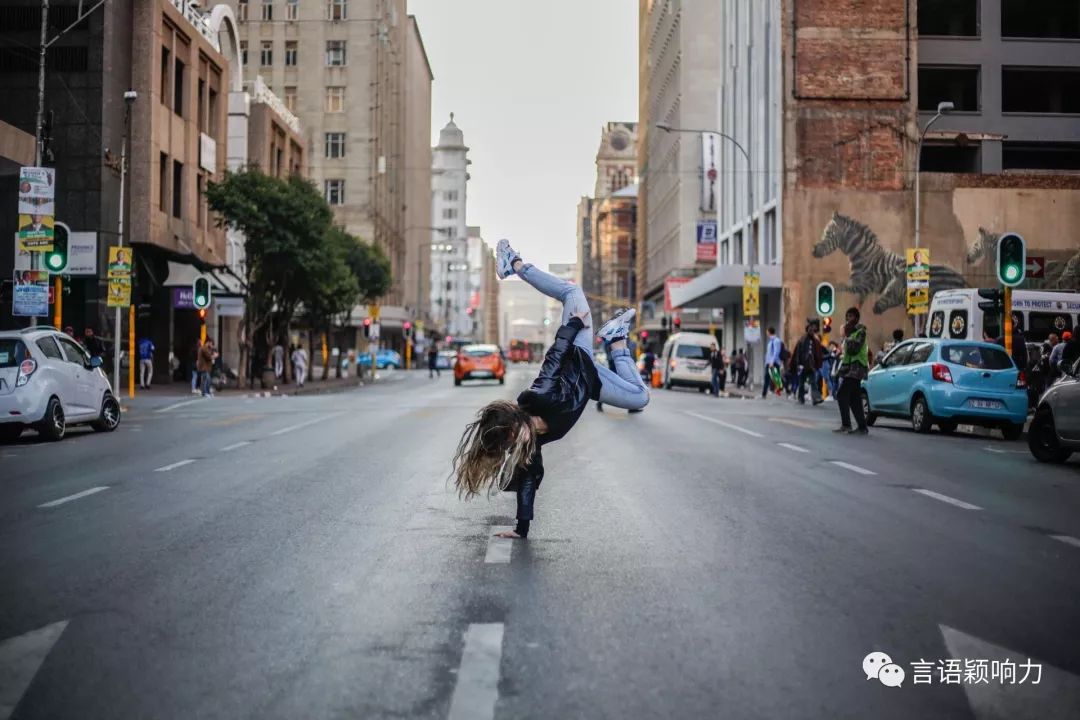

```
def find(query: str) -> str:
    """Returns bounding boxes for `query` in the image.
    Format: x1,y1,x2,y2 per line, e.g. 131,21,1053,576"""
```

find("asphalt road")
1,367,1079,719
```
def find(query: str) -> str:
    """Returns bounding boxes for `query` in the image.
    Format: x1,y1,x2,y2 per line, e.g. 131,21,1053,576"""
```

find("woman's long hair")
451,400,536,499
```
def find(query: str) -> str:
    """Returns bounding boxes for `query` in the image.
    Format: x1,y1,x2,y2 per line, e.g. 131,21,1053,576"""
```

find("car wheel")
938,420,958,435
1028,408,1072,463
91,393,121,432
1000,422,1024,442
698,386,707,394
38,397,66,441
911,395,933,434
454,377,462,387
861,391,877,427
0,424,23,443
499,377,505,385
664,375,673,390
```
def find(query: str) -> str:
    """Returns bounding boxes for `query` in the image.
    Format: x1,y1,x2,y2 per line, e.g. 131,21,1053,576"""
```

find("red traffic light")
363,317,372,327
640,330,649,339
403,321,412,330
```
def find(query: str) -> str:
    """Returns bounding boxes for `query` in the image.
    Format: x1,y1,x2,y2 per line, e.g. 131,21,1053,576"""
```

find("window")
239,41,247,66
286,0,298,20
948,310,968,339
261,0,273,21
1003,142,1080,171
159,152,169,211
57,337,90,366
1029,312,1074,340
942,344,1013,370
1002,67,1080,114
35,336,63,360
196,175,205,227
929,311,945,338
442,208,458,220
918,0,978,37
325,86,344,112
160,46,170,105
325,132,346,158
208,86,219,135
1002,0,1079,39
325,179,345,205
327,0,346,20
881,343,914,368
918,66,979,112
283,86,297,112
173,57,185,115
444,190,458,202
675,344,710,360
172,160,183,219
238,0,248,21
260,41,273,66
197,78,206,132
920,144,981,173
910,343,934,364
326,40,346,66
285,41,297,66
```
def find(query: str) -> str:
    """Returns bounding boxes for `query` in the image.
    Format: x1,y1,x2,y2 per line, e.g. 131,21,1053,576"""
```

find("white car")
0,327,121,442
659,332,717,391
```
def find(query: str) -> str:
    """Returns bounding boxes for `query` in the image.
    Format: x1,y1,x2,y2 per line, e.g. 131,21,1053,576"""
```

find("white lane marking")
485,528,514,564
984,446,1027,454
155,398,203,413
0,620,69,718
829,461,877,476
220,441,252,453
684,411,764,437
268,411,344,437
154,459,197,472
1051,534,1080,549
912,488,982,511
447,623,504,720
778,442,809,453
38,486,109,508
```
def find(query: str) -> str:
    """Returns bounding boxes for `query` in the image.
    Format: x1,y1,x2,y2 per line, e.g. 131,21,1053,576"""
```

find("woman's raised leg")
594,342,650,411
499,238,594,351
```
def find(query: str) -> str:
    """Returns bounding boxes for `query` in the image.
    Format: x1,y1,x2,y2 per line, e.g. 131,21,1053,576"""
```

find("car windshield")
676,345,710,359
942,344,1013,370
0,339,26,368
464,349,493,357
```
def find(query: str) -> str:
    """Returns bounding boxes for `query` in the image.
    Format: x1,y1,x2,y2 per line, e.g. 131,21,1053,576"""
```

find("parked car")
861,338,1028,440
436,349,457,370
1028,356,1080,463
356,349,403,370
0,327,121,442
454,344,506,386
659,332,715,392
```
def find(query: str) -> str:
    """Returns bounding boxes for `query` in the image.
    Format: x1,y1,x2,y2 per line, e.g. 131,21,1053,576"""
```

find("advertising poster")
12,270,50,317
696,220,717,263
743,271,760,316
18,167,55,251
17,214,54,251
743,316,761,344
906,248,930,315
107,278,131,308
108,246,133,279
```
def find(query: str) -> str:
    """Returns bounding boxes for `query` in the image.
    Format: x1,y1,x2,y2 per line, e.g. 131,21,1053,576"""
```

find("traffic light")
197,308,207,321
977,288,1003,313
672,315,681,330
996,232,1026,287
815,282,835,317
403,321,412,338
822,317,833,334
363,317,372,338
640,330,649,340
192,275,211,309
45,224,68,273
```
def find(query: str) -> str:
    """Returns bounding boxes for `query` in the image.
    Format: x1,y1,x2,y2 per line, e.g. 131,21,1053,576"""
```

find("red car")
455,344,506,386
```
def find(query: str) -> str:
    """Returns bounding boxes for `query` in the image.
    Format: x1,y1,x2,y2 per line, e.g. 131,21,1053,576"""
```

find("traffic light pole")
113,109,128,395
1003,286,1013,357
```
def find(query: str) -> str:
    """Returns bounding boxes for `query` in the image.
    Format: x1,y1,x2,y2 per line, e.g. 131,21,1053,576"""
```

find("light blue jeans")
517,263,650,411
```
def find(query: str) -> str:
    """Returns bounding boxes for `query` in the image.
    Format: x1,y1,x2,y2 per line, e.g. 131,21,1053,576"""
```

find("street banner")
743,316,761,344
696,220,717,262
108,246,133,279
12,270,49,317
17,167,55,251
173,287,195,309
743,271,760,316
906,248,930,315
107,278,131,308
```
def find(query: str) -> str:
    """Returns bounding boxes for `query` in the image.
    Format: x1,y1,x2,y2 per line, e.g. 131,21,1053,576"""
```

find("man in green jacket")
835,307,869,435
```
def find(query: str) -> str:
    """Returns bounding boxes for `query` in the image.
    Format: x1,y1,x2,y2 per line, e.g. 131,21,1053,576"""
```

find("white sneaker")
495,239,520,279
597,308,636,342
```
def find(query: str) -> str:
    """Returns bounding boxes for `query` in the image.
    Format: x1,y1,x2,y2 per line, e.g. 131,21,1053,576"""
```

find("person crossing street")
792,323,824,405
833,308,869,435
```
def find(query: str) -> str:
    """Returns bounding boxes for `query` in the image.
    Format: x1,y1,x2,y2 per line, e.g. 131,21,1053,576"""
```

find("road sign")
743,272,760,316
906,248,930,315
1026,256,1045,279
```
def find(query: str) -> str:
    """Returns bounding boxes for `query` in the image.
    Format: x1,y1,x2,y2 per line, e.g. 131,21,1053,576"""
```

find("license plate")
969,399,1003,410
472,371,493,378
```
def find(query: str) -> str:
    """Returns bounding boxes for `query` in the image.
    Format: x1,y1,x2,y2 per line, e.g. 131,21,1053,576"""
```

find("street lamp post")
114,90,136,394
913,101,953,335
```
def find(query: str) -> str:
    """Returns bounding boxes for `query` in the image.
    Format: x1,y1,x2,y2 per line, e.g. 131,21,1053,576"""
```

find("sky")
408,0,638,271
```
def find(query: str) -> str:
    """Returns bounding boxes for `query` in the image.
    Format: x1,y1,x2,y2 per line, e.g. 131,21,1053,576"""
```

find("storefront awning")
669,264,783,309
164,261,243,296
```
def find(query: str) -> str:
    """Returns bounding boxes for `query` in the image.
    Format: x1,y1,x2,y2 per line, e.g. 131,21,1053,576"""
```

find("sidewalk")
120,371,371,402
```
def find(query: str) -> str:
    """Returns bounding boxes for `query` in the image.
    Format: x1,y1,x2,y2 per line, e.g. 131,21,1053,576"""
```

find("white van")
927,289,1080,344
660,332,717,390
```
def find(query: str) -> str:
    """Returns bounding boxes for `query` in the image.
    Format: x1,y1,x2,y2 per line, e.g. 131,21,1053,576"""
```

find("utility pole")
27,0,50,327
114,92,135,393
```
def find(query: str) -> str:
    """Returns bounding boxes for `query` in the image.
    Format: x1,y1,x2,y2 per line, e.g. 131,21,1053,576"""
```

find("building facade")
431,115,471,338
403,16,433,324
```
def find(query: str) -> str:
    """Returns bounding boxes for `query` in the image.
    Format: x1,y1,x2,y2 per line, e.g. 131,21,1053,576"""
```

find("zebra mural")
966,227,1080,290
813,212,968,314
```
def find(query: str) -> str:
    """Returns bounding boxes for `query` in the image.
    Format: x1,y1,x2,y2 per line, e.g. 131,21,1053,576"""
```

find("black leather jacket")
516,317,601,445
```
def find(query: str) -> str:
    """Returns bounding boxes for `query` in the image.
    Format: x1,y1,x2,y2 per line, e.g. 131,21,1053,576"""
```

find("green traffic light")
820,302,831,314
1004,265,1020,281
47,254,62,270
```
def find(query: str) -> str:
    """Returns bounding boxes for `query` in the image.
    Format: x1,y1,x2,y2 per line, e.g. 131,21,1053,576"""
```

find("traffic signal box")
45,224,68,272
193,276,211,309
815,282,835,317
996,233,1026,288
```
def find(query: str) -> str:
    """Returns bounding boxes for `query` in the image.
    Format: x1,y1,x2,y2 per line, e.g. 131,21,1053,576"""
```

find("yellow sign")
905,248,930,314
743,271,760,316
107,278,131,308
108,246,133,279
17,214,54,251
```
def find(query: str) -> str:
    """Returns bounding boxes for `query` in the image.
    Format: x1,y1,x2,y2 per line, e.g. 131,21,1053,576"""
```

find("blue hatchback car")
862,339,1028,440
356,349,403,370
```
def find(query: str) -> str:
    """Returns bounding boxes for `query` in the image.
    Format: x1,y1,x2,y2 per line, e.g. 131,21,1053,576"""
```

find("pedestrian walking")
761,327,783,398
733,349,748,388
708,343,726,397
427,343,440,378
197,339,216,397
138,335,155,388
834,307,869,435
641,345,657,384
1049,331,1069,374
821,341,841,400
291,344,308,387
272,341,285,380
793,323,824,405
452,240,649,540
